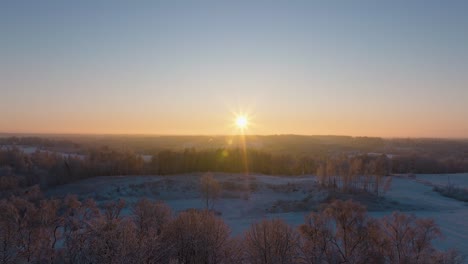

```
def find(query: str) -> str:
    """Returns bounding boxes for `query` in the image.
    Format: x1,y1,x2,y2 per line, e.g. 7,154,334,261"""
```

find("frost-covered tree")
132,198,173,263
244,218,300,264
165,209,232,264
300,200,382,264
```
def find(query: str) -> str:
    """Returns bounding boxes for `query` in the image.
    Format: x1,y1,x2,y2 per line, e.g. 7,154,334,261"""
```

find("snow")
371,175,468,255
46,173,468,257
416,173,468,188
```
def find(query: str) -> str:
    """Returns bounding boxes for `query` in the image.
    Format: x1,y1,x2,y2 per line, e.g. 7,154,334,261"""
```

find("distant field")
416,174,468,188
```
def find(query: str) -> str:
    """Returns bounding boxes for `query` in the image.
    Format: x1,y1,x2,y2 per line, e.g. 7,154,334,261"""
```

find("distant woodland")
0,135,467,193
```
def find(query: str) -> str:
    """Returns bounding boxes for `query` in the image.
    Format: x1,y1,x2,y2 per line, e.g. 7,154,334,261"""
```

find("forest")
0,145,391,195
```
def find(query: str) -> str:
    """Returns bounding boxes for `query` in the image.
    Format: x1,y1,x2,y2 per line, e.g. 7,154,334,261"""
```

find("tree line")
0,145,467,195
0,190,462,264
155,148,318,175
0,147,318,191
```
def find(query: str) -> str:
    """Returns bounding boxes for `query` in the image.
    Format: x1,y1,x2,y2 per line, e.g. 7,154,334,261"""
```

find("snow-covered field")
46,173,468,257
416,173,468,188
373,175,468,256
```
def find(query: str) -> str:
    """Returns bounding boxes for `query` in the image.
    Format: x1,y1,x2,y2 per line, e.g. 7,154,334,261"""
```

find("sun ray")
229,110,254,176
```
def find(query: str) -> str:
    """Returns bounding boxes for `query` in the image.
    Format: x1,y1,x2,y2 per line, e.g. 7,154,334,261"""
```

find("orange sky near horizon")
1,107,467,138
1,1,468,138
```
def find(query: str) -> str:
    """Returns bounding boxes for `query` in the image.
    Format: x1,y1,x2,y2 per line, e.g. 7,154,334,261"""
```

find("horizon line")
1,131,467,141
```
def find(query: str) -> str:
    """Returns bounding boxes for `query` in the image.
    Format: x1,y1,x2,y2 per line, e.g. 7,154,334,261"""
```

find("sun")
235,115,248,129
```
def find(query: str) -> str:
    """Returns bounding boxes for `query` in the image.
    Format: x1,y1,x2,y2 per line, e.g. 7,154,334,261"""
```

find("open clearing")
46,173,468,257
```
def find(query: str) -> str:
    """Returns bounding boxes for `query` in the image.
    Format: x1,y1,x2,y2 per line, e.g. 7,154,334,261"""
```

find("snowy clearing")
46,173,468,258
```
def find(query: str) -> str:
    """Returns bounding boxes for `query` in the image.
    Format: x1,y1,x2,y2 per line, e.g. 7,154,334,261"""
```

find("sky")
1,0,468,138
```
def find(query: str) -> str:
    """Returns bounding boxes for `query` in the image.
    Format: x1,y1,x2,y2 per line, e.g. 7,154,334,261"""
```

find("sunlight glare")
235,116,248,129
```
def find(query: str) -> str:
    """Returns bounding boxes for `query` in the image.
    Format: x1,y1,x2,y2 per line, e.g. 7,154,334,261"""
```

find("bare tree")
132,198,173,263
300,200,384,264
62,196,101,264
200,173,221,210
326,160,337,188
299,212,335,264
381,212,444,264
86,217,137,264
349,158,363,191
0,199,19,264
1,187,462,264
34,199,63,263
165,209,232,264
328,200,381,263
244,218,300,264
316,164,326,187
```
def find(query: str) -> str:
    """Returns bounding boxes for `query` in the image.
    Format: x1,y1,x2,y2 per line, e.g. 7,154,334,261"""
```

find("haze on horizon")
1,1,468,138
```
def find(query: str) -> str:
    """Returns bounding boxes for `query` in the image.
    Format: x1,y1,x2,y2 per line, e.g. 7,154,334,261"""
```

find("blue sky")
1,0,467,137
